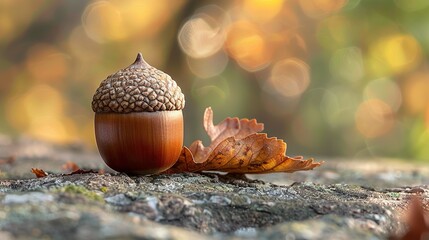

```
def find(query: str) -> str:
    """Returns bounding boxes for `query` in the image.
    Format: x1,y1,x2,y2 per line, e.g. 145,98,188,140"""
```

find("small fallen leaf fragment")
390,196,429,240
31,164,103,178
67,169,99,175
61,161,104,175
62,161,80,172
31,168,48,178
165,107,322,174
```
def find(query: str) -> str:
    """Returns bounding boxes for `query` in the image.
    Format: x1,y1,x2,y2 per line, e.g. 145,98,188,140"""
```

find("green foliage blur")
1,0,429,160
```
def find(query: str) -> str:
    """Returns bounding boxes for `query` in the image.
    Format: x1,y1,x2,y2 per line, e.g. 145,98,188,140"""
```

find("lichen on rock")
0,137,428,239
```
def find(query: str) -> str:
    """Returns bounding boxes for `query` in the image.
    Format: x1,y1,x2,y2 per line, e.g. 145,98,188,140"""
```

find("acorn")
92,53,185,174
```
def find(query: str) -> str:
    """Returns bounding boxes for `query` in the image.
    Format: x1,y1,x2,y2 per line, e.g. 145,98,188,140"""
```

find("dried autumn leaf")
31,168,48,178
204,107,264,148
166,107,322,174
390,196,429,240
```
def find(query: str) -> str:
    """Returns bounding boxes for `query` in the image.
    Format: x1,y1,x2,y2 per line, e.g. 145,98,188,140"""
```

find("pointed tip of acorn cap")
130,52,148,68
135,52,143,61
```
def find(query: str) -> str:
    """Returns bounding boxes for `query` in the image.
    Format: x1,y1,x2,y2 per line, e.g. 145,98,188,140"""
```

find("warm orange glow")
276,1,301,28
242,0,284,22
355,99,395,138
268,31,308,59
0,14,14,44
25,44,69,83
82,121,97,148
5,84,75,143
0,1,41,44
28,117,77,143
403,71,429,114
0,0,428,159
111,0,177,38
268,58,310,97
226,21,272,72
82,0,183,43
299,0,348,18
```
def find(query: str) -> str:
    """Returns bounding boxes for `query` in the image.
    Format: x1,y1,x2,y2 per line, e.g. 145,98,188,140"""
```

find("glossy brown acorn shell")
94,111,183,174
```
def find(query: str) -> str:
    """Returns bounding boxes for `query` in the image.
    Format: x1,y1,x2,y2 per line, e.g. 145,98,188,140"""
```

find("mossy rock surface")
1,136,428,239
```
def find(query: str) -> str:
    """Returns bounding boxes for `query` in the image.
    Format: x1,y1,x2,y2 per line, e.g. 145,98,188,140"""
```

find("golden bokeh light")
363,78,402,111
402,71,429,114
266,30,308,60
28,116,77,144
267,58,310,97
5,84,76,143
369,34,422,76
299,0,348,18
0,1,42,45
0,14,14,45
383,35,422,74
226,21,272,72
1,0,429,159
242,0,284,22
82,1,124,43
275,1,301,28
25,44,69,83
111,0,179,38
82,0,182,43
6,84,64,129
355,99,395,138
178,12,227,58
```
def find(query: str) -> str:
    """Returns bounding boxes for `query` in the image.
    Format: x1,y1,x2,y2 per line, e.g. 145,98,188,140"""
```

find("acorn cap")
92,53,185,113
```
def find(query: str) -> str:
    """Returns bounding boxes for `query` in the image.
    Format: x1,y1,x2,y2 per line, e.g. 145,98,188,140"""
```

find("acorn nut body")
92,53,185,174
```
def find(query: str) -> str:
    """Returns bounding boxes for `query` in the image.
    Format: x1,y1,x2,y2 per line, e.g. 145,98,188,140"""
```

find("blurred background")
0,0,429,160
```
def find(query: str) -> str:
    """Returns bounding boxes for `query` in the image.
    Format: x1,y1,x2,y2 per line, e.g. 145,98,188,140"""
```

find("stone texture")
0,135,428,239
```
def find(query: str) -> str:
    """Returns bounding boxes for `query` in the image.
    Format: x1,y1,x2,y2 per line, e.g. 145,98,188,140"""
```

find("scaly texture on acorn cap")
92,53,185,113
